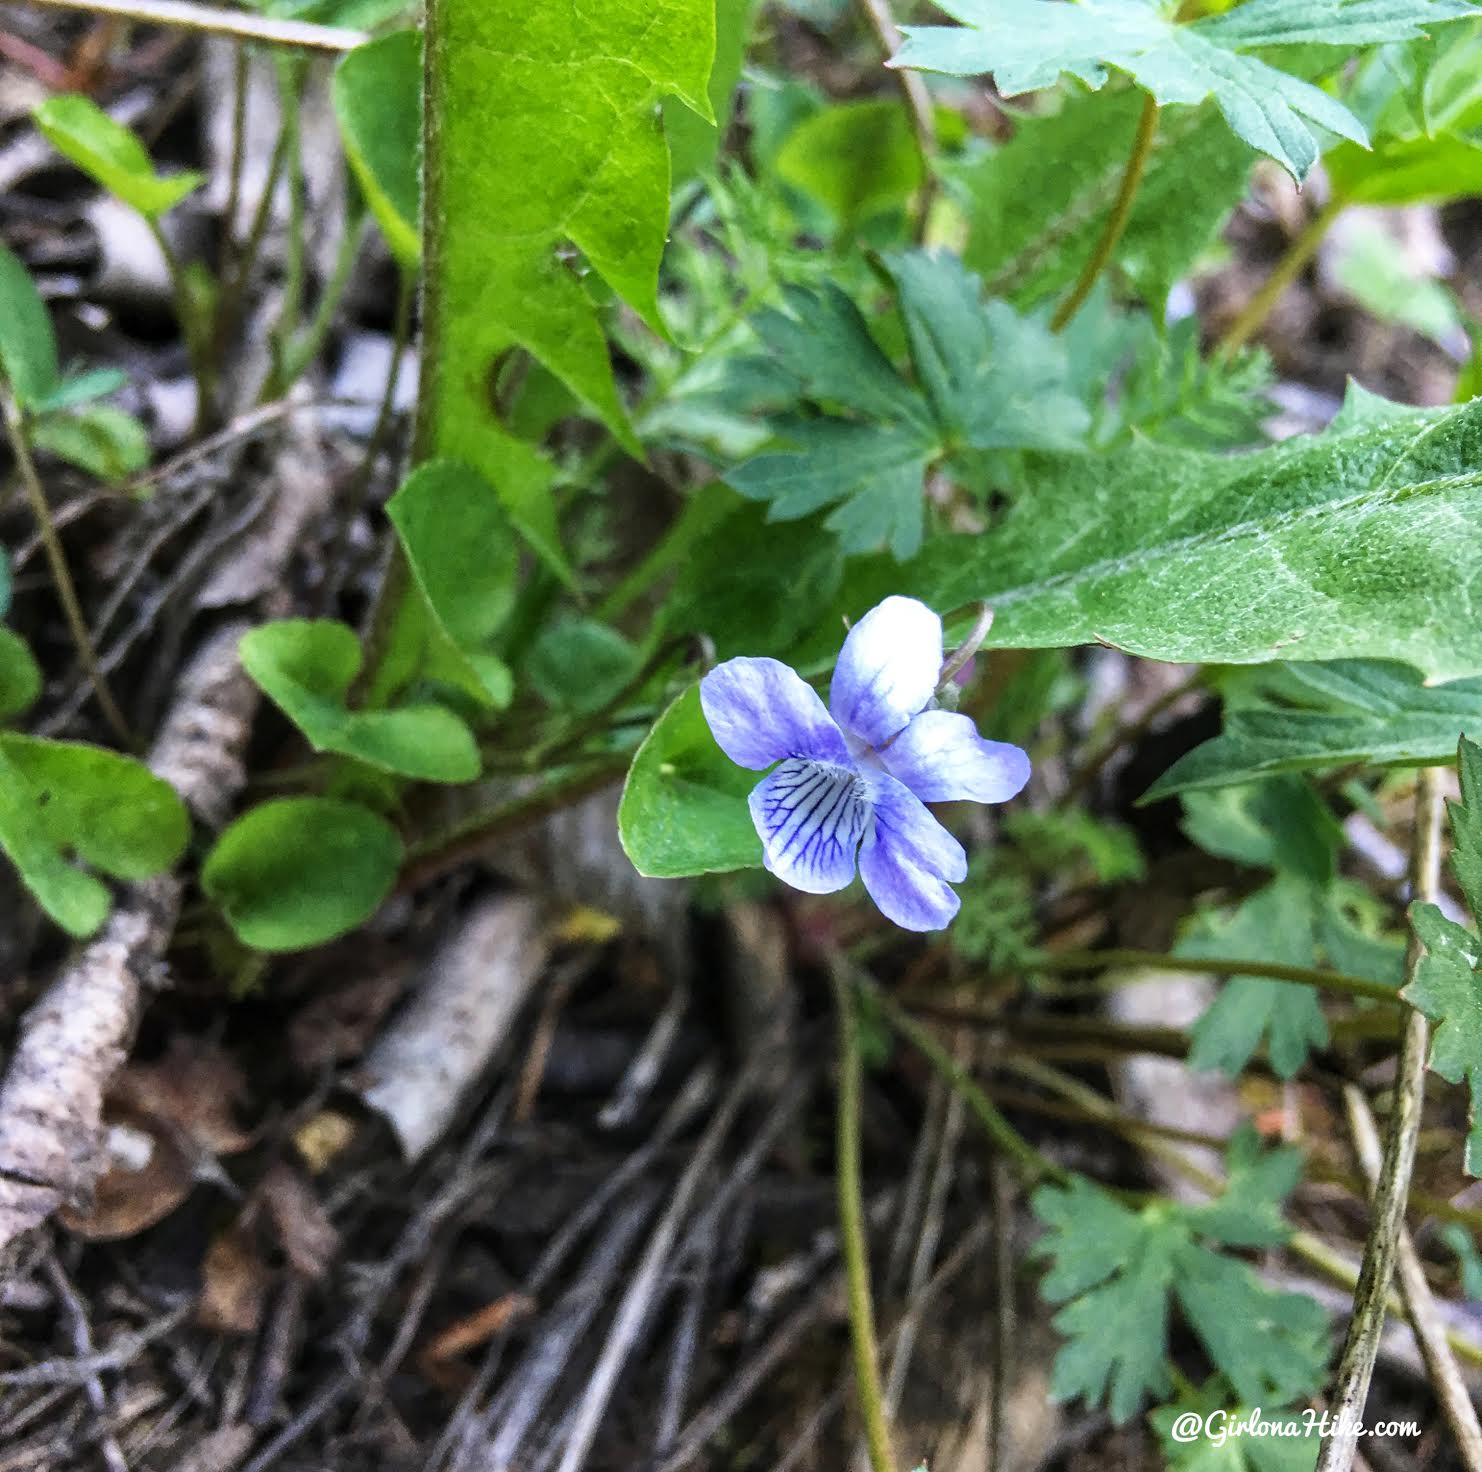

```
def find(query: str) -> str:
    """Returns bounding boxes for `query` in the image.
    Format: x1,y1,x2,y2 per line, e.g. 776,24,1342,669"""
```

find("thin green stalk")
854,0,936,241
1218,196,1344,356
871,982,1068,1183
146,219,212,433
830,964,896,1472
359,0,447,690
1034,947,1397,1006
1050,91,1159,333
2,399,131,746
1318,766,1445,1472
398,755,629,890
221,44,248,281
212,120,292,368
270,201,368,396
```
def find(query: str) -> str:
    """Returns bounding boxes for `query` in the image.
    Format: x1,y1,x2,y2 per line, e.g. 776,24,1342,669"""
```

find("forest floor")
1,6,1481,1472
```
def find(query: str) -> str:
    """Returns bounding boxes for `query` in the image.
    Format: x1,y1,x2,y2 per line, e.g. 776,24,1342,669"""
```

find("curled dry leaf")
58,1105,192,1241
198,1219,270,1335
112,1035,252,1157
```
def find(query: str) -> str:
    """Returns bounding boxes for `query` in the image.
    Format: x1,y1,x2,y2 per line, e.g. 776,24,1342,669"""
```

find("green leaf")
0,745,109,937
666,0,757,182
1034,1182,1181,1421
1146,661,1482,799
202,796,402,952
0,628,41,720
955,91,1254,311
1186,1127,1303,1249
0,242,59,408
1179,878,1331,1079
31,405,150,481
663,496,845,660
892,0,1476,180
1180,776,1342,885
426,0,714,571
240,619,480,783
1405,902,1482,1169
386,461,518,651
1033,1163,1325,1424
0,734,190,936
334,30,421,269
525,617,640,715
0,732,189,878
384,460,519,709
774,99,922,229
897,388,1482,681
34,95,204,217
1329,130,1482,204
618,683,762,878
1450,735,1482,919
1151,1381,1319,1472
31,367,128,414
728,252,1087,557
1173,1248,1329,1407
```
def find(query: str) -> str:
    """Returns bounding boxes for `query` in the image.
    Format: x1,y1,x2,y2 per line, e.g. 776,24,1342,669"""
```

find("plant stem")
854,0,936,240
1344,1082,1482,1470
1050,91,1158,333
360,0,447,689
146,218,212,433
1317,766,1445,1472
1218,196,1344,357
830,964,896,1472
871,982,1069,1183
397,756,629,890
1034,947,1398,1006
221,44,248,282
24,0,366,50
2,399,131,746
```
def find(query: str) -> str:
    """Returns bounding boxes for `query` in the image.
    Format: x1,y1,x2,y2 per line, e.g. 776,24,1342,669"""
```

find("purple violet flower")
699,595,1030,931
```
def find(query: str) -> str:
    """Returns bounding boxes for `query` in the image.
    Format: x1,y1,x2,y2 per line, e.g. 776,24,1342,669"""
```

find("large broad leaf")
955,91,1254,311
34,95,203,217
0,734,190,936
890,388,1482,681
618,684,762,878
0,244,59,409
333,30,422,270
202,797,402,952
239,619,480,783
892,0,1478,181
427,0,714,576
1146,661,1482,799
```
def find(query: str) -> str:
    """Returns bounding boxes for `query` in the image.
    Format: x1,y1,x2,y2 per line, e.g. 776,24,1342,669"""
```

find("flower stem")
1217,196,1344,357
2,398,131,747
829,963,897,1472
1050,91,1159,334
1317,766,1445,1472
870,980,1069,1183
1034,947,1398,1006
